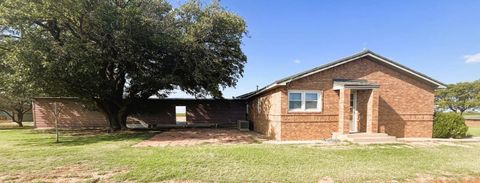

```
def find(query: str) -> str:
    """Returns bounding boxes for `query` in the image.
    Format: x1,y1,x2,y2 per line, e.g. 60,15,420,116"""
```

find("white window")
288,90,322,112
288,92,302,110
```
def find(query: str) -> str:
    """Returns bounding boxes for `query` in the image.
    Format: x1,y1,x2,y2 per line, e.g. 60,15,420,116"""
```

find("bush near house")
433,113,469,138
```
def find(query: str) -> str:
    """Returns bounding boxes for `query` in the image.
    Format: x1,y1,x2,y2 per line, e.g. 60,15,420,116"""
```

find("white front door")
349,90,358,133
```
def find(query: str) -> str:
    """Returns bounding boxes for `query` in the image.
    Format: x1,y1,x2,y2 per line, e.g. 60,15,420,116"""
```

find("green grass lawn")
464,112,480,119
175,113,186,117
1,127,480,182
469,127,480,137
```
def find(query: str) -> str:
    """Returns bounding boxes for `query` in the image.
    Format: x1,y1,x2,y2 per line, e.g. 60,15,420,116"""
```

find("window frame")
287,90,323,112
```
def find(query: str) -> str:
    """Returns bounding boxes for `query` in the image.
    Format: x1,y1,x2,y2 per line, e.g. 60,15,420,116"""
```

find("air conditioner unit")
238,120,250,131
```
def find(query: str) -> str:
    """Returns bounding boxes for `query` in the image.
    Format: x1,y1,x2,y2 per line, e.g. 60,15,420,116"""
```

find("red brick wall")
33,98,108,129
247,88,282,140
249,56,437,140
33,98,246,129
465,119,480,127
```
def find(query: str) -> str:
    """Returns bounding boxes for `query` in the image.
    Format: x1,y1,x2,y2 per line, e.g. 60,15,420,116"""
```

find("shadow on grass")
0,126,34,130
0,122,34,130
18,130,158,147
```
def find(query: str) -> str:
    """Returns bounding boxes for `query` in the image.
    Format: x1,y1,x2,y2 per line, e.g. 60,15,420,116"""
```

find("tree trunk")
15,111,24,127
10,110,24,127
95,99,129,131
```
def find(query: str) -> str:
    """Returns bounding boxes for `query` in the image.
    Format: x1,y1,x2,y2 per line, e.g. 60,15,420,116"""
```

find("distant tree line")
435,80,480,115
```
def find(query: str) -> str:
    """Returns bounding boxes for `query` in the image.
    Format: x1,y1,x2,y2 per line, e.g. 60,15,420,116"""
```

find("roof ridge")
237,50,446,99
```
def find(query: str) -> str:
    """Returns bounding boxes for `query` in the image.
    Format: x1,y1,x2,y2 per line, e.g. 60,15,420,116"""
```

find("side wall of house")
279,57,436,140
247,88,282,140
33,98,246,129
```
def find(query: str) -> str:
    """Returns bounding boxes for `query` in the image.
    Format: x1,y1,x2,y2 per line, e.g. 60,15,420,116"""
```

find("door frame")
349,90,358,133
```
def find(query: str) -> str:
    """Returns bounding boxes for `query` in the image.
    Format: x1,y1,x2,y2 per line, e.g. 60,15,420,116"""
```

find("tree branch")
0,109,14,120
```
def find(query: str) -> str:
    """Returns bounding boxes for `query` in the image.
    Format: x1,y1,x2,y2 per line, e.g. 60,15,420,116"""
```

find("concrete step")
346,133,389,138
333,133,398,144
349,136,397,143
343,133,398,144
356,141,401,145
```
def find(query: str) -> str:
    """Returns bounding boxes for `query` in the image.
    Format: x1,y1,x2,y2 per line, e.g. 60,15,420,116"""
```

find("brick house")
238,50,446,141
32,50,446,142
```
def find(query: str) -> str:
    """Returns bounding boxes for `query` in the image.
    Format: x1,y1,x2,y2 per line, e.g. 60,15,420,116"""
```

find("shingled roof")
237,50,447,99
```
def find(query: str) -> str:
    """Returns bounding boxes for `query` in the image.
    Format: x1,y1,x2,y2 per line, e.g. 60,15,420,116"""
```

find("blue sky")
169,0,480,98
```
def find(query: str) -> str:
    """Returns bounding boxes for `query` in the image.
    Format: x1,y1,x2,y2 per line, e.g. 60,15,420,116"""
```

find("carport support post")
338,89,351,134
366,89,379,133
54,102,59,143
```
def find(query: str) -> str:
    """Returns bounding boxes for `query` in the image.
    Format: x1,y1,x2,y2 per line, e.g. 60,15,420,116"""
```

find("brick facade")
247,88,282,140
33,98,109,129
465,118,480,127
247,55,438,140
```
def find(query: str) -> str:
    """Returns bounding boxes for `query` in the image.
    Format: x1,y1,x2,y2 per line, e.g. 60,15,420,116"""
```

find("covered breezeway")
32,98,248,130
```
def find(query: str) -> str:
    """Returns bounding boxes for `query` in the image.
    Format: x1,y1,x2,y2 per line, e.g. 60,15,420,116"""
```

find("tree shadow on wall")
378,97,405,137
253,94,276,139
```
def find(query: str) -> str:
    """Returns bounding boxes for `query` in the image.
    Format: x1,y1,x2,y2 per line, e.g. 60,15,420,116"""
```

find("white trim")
287,90,323,112
349,90,358,133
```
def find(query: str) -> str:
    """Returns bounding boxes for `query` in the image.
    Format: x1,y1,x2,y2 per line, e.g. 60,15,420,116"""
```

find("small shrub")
433,113,469,138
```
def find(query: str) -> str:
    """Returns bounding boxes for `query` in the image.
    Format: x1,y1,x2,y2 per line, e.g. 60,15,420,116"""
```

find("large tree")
0,26,41,127
436,80,480,114
0,0,247,130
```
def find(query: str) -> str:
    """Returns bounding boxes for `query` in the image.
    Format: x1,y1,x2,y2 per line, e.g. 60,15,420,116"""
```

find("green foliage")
433,113,468,138
435,80,480,114
0,33,43,126
0,0,247,130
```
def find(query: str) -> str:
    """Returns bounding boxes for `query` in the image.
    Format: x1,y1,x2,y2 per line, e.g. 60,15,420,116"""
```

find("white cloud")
464,52,480,63
293,59,301,64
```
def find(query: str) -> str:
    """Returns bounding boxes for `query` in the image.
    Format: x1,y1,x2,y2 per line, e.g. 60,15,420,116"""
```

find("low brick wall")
33,98,247,129
465,118,480,127
33,98,109,129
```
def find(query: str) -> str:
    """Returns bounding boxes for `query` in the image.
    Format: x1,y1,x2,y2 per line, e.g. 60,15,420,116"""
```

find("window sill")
288,110,322,113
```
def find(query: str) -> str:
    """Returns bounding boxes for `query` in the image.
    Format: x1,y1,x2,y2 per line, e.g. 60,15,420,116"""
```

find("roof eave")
237,83,285,99
237,50,448,98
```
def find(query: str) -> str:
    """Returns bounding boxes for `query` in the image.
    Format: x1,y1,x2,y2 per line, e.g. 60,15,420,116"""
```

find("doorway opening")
175,106,187,125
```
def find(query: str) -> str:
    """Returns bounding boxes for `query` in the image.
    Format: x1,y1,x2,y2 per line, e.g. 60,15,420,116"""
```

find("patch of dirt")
405,174,480,183
0,163,127,183
405,141,475,148
134,128,266,147
317,176,334,183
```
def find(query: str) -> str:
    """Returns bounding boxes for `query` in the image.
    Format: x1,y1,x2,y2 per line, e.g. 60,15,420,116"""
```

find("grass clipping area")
0,127,480,182
469,126,480,136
